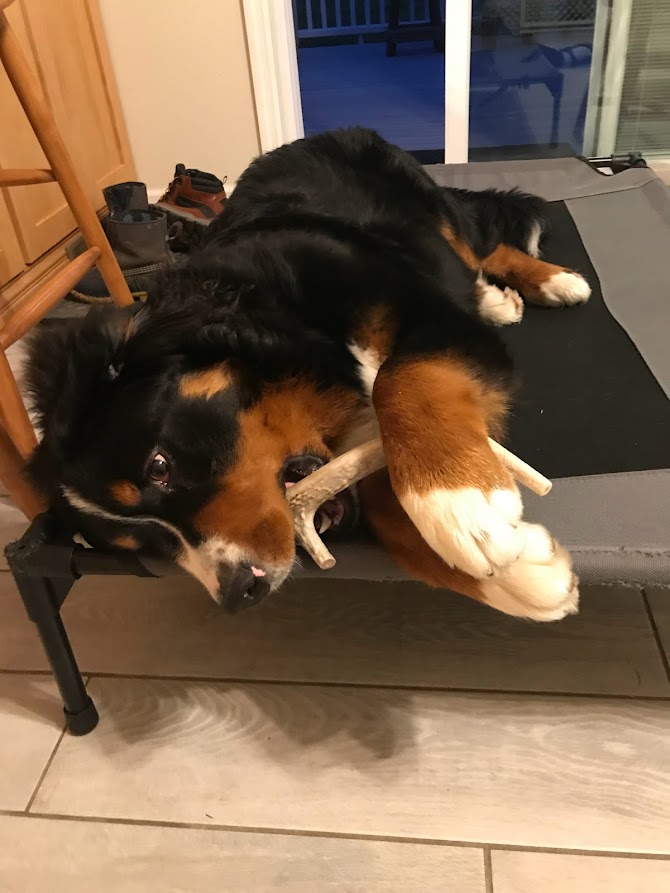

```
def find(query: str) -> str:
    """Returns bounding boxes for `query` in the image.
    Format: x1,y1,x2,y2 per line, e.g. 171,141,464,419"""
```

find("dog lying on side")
26,128,590,618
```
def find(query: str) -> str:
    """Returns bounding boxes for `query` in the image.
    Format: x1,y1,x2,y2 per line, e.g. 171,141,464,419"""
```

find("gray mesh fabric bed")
7,156,670,735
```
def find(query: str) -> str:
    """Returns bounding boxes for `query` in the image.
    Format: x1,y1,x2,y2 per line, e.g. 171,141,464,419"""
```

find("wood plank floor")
2,557,670,889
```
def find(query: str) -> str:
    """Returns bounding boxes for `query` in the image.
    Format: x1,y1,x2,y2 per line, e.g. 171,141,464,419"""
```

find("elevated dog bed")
7,156,670,735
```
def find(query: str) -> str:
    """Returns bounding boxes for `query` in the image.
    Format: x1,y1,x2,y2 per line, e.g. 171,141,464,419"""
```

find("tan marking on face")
180,364,233,400
440,222,481,270
482,244,566,299
193,380,360,566
373,357,512,496
111,534,140,550
109,481,142,506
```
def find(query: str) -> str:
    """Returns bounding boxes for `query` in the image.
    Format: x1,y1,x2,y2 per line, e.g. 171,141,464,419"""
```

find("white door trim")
582,0,611,157
444,0,472,163
242,0,304,153
595,0,633,156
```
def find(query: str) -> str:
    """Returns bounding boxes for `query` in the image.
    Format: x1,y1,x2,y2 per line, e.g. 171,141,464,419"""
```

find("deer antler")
287,437,552,570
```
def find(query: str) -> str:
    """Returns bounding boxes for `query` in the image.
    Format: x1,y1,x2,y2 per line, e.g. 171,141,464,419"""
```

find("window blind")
615,0,670,156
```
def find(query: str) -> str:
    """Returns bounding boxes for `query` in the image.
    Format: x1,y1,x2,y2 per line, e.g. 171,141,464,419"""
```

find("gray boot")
70,182,181,304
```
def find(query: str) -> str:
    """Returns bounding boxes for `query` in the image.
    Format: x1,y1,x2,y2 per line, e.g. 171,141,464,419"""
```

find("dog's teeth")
318,515,332,534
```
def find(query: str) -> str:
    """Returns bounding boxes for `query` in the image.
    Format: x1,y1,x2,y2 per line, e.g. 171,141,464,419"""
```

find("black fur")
25,127,549,595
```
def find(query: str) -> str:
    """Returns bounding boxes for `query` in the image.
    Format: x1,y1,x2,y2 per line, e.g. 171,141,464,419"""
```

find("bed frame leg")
14,573,98,735
5,517,99,736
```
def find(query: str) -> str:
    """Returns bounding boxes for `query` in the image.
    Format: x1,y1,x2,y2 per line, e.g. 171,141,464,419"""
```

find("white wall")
99,0,261,198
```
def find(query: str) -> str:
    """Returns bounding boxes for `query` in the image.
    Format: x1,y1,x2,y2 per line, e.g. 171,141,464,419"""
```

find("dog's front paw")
539,271,591,307
402,484,526,579
480,523,579,621
477,282,524,326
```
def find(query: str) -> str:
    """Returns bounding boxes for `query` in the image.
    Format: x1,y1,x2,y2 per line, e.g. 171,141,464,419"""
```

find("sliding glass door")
289,0,670,163
467,0,598,161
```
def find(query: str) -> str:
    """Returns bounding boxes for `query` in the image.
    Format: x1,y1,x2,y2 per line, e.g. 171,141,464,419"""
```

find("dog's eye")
148,453,170,486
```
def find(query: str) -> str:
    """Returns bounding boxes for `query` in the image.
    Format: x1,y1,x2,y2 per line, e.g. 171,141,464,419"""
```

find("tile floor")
1,485,670,890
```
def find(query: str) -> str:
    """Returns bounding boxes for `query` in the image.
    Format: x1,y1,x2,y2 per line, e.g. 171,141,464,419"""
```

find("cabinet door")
0,190,24,288
0,1,68,262
0,0,135,263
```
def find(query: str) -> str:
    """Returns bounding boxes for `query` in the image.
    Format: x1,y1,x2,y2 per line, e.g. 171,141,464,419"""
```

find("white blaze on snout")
178,536,248,603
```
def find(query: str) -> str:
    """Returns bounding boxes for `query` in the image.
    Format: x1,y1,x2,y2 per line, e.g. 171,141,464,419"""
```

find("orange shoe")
156,163,227,226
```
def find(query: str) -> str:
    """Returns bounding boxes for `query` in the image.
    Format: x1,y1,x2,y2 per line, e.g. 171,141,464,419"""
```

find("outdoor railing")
292,0,430,39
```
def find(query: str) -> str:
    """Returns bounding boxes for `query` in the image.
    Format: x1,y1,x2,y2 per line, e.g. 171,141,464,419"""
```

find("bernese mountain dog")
26,128,590,619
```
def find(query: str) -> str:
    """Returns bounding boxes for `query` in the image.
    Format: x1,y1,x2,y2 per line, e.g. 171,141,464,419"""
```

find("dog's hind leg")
368,354,579,621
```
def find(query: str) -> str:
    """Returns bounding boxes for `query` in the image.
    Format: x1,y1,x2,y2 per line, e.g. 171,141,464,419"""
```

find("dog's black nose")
219,565,271,614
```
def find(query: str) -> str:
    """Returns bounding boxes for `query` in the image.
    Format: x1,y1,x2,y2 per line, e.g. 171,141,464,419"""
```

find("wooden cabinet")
0,190,23,287
0,0,134,295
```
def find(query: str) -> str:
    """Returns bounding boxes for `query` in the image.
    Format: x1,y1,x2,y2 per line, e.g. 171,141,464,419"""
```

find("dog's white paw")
539,271,591,307
402,485,525,579
480,523,579,621
477,282,524,326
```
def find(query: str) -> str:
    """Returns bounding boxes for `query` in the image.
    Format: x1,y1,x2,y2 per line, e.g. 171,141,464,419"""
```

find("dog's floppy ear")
24,305,141,494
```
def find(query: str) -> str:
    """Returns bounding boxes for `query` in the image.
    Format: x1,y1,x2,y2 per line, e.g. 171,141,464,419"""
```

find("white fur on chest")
348,342,382,397
334,342,383,455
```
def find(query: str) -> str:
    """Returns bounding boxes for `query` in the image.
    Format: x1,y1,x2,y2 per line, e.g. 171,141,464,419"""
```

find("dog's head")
26,293,358,612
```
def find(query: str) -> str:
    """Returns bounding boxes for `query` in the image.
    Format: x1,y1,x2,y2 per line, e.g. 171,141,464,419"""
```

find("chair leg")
429,0,444,52
0,422,44,519
386,0,399,56
0,10,133,308
0,350,37,460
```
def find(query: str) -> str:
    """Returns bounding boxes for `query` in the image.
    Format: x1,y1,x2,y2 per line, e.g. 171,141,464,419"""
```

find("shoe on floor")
70,182,180,304
156,164,227,226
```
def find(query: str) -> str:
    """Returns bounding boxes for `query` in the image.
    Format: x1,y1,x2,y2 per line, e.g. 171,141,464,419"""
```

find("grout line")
24,678,90,813
84,672,670,703
4,667,670,701
488,844,670,861
24,728,66,814
642,589,670,686
0,810,668,860
0,669,52,676
484,846,494,893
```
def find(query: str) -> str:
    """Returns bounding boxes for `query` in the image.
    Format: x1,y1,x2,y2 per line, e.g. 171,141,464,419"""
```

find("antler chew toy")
287,437,552,570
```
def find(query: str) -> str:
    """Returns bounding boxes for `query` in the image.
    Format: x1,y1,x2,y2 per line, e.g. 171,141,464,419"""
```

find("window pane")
468,0,597,161
294,0,446,162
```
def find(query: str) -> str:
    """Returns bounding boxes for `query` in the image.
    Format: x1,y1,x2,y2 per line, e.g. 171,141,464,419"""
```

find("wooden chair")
0,0,133,519
385,0,444,58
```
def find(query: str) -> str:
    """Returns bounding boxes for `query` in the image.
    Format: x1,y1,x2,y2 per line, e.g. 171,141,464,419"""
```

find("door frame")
242,0,304,153
444,0,472,163
243,0,471,163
